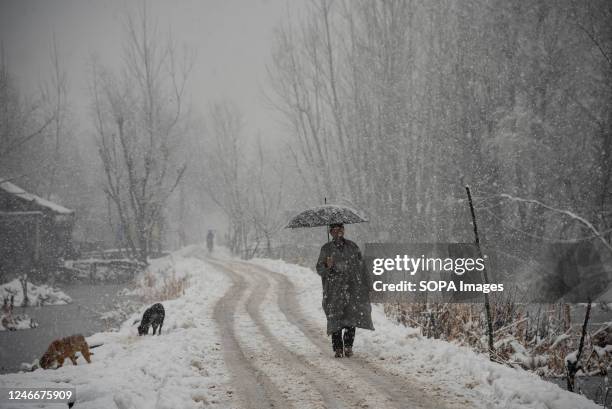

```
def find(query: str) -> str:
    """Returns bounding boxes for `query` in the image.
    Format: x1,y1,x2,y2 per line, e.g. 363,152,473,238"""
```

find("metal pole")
325,197,330,242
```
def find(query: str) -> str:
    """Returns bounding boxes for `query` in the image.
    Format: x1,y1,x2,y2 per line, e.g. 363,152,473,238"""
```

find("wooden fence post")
465,185,495,360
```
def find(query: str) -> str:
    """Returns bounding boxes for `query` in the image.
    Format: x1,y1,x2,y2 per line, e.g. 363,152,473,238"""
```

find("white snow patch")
0,180,73,214
1,279,72,306
0,313,38,331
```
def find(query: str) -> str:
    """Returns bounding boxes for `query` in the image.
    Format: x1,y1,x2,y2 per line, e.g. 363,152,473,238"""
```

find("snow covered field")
0,246,600,408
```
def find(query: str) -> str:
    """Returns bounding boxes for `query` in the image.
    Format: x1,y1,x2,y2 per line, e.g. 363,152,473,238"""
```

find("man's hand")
325,256,334,269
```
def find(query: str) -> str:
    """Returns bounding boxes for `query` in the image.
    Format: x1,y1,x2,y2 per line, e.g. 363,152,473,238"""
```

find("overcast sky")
0,0,288,142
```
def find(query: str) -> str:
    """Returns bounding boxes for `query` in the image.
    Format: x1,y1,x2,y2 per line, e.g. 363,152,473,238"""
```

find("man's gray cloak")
316,238,375,335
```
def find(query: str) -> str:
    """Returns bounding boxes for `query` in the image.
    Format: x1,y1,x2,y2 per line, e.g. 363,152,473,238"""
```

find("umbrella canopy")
285,204,368,228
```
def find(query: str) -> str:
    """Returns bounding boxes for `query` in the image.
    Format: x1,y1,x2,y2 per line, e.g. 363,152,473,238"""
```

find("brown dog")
39,334,93,369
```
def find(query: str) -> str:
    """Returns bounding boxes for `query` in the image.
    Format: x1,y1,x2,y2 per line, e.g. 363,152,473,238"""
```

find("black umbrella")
285,204,368,229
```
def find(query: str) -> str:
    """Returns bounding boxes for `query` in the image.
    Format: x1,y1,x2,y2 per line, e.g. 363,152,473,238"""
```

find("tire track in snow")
208,258,393,409
210,256,288,409
237,263,401,409
231,260,464,409
217,261,327,409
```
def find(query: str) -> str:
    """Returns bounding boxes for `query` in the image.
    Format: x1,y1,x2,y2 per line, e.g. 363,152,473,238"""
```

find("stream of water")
0,284,137,374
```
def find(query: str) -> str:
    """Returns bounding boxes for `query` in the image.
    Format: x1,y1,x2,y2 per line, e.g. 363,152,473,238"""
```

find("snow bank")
251,257,600,409
0,247,234,409
1,279,72,306
0,313,38,331
0,246,600,409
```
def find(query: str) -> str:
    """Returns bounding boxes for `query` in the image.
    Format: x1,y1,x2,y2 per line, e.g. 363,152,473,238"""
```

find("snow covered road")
0,246,600,409
205,257,458,409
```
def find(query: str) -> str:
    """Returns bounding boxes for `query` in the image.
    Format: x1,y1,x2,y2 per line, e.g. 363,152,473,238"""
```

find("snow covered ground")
0,245,600,408
250,257,600,409
0,247,233,408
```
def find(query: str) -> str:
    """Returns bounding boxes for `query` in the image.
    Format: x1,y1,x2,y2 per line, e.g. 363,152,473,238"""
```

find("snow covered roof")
0,180,74,215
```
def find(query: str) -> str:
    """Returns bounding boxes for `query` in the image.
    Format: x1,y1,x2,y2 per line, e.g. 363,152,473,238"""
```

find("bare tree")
199,103,288,259
200,102,252,257
268,0,418,240
90,4,193,263
43,35,69,197
249,136,286,257
0,47,54,171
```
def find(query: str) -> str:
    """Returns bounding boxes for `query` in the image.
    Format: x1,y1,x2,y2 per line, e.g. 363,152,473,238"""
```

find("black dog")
137,303,165,336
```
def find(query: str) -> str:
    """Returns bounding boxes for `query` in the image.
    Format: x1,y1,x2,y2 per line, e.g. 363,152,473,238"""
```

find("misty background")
1,0,610,270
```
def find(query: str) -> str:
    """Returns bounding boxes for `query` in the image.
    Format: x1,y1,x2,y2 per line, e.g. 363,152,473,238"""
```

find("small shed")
0,180,75,281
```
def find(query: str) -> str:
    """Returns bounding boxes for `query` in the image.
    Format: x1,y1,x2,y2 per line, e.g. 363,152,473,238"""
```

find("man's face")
330,225,344,240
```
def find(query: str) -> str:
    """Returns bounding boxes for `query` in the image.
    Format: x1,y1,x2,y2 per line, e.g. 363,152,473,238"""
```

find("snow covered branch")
497,194,612,254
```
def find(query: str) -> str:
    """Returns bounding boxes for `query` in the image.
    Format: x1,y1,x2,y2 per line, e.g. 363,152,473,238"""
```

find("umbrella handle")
324,197,330,242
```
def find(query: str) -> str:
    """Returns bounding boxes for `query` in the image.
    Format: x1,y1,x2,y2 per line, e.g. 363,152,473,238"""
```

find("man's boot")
343,327,355,357
334,348,343,358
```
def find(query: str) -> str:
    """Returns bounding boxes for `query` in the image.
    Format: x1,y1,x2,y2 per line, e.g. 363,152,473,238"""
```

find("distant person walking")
316,223,374,358
206,230,214,253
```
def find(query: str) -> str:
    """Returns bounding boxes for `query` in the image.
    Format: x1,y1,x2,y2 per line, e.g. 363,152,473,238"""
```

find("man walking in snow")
316,223,374,358
206,230,214,253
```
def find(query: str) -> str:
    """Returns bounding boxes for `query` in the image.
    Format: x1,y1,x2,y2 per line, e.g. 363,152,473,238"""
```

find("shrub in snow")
1,296,38,331
384,299,612,377
124,255,190,302
0,313,38,331
1,279,71,306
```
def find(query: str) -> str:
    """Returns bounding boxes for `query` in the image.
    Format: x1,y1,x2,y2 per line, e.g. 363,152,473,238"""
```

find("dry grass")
385,298,611,376
137,266,187,303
